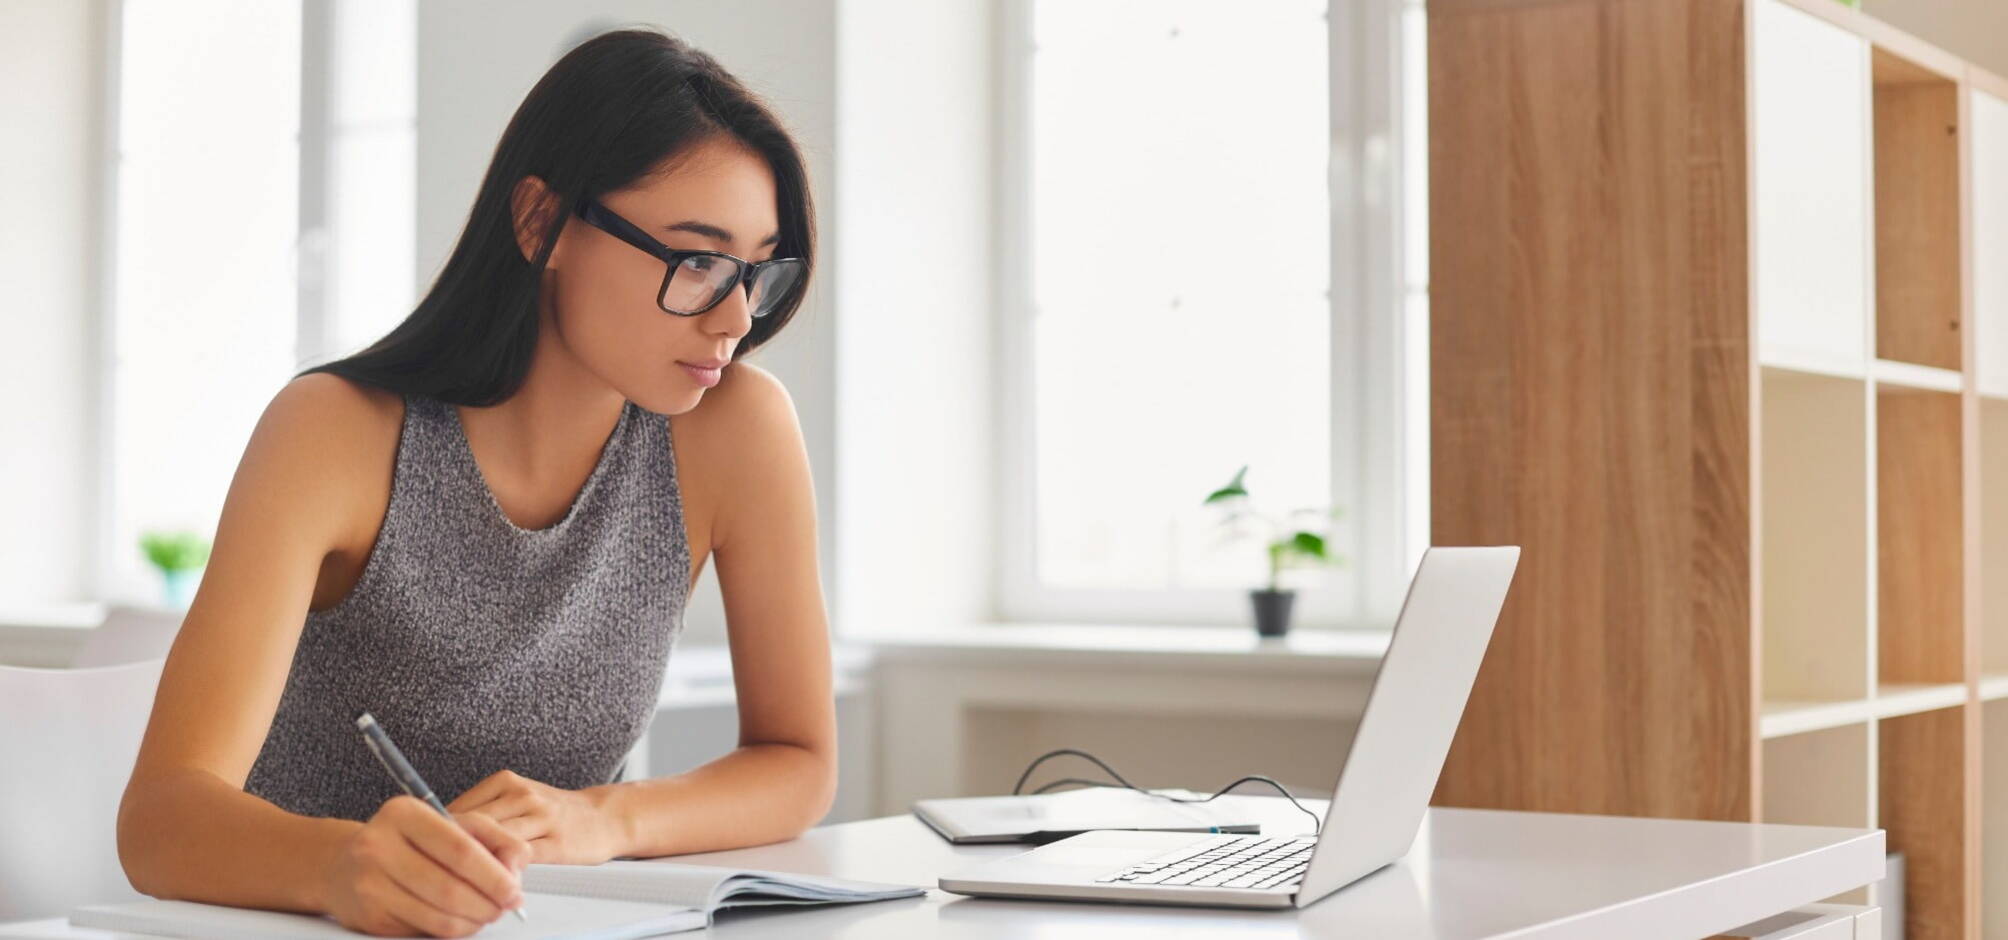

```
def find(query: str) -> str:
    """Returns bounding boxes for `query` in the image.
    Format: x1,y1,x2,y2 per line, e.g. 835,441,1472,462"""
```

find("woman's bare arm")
570,363,840,858
115,374,396,908
115,375,530,940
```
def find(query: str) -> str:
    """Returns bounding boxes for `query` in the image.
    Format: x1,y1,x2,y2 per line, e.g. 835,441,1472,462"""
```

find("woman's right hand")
320,794,531,937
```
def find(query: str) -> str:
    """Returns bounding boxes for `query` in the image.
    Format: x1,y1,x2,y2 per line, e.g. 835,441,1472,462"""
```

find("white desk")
0,795,1885,939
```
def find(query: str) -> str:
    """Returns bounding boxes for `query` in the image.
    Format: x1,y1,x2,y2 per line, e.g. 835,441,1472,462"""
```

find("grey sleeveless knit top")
243,392,691,822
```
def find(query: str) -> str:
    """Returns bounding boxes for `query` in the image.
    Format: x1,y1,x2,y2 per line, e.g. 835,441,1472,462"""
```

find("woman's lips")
677,361,722,387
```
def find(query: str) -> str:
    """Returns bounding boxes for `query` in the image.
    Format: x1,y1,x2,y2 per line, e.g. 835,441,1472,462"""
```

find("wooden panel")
1427,0,1754,820
1879,706,1971,940
1873,78,1962,370
1877,389,1965,684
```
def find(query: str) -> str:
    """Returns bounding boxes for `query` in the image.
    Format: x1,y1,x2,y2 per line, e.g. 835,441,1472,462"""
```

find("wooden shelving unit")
1427,0,2008,935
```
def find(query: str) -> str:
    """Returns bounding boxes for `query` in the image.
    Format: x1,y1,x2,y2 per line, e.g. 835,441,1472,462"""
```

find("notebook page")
67,892,704,940
712,870,926,905
521,861,923,913
522,861,737,907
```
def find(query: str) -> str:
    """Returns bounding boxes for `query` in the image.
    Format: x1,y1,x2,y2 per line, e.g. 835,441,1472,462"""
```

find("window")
312,0,419,359
107,0,303,602
102,0,415,603
998,0,1424,628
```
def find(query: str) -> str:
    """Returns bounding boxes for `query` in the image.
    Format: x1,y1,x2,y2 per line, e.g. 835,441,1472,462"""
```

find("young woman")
114,28,835,937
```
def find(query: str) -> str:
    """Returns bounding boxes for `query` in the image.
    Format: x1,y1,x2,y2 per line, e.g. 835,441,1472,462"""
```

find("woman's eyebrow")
663,219,781,248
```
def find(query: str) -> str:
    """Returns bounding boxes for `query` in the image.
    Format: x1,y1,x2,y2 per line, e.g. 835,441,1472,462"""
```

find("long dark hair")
299,27,816,405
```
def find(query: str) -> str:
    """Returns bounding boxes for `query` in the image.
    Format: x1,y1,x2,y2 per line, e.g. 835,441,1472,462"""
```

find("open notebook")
66,861,924,939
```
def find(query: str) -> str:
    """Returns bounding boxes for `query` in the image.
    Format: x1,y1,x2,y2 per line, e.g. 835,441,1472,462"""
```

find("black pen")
355,711,530,922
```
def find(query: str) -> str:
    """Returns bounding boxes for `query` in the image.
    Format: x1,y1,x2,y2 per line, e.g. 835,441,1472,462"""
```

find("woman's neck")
456,308,626,484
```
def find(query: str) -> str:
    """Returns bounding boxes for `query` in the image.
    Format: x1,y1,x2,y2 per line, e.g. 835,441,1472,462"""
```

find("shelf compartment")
1871,48,1963,371
1984,400,2008,674
1763,369,1872,706
1753,0,1871,371
1879,705,1971,940
1763,721,1873,828
1877,388,1965,687
1763,721,1876,906
1976,88,2008,397
1986,700,2008,938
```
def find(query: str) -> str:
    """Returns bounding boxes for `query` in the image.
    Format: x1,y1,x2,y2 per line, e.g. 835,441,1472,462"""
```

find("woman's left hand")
445,769,627,865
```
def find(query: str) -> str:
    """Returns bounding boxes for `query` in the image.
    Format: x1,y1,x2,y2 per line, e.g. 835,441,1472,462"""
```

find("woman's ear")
509,175,562,265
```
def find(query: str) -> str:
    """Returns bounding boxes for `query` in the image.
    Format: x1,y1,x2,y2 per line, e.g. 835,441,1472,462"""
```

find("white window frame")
993,0,1421,629
91,0,413,601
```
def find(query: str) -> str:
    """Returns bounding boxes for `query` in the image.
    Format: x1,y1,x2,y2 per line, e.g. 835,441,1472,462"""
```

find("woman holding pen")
114,27,835,937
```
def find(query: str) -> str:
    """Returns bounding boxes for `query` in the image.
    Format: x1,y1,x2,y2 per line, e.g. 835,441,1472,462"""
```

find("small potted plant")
140,529,211,610
1203,465,1345,636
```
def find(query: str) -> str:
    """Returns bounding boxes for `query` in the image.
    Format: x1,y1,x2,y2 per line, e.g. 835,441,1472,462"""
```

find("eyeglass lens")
663,256,805,318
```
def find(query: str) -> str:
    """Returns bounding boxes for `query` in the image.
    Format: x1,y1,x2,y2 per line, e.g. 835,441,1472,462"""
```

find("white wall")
414,0,839,645
0,0,104,604
832,0,997,636
415,0,1003,644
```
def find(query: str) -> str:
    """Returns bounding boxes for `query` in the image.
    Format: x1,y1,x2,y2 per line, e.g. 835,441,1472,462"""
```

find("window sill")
854,621,1389,676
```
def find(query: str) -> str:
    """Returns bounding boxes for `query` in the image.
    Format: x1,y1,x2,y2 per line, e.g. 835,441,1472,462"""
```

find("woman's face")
525,134,782,415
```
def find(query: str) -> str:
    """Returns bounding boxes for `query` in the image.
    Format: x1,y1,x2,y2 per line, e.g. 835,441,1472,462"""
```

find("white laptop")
937,545,1520,910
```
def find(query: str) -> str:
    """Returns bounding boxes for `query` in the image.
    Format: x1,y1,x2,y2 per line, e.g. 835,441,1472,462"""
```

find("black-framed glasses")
575,197,804,318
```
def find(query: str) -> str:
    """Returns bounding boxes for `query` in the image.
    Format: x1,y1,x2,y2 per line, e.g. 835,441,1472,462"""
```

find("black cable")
1028,777,1130,795
1010,747,1323,835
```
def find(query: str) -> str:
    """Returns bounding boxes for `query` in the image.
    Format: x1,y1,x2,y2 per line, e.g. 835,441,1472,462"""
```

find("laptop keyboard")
1095,835,1317,890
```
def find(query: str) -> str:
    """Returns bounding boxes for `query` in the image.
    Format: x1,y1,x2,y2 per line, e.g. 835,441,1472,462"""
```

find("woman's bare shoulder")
268,372,403,433
664,361,799,558
239,373,405,507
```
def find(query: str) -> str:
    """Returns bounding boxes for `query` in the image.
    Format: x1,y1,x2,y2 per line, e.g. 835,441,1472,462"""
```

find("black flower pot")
1249,588,1296,637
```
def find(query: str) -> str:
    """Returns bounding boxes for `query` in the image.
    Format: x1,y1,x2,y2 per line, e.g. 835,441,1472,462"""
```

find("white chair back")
69,605,183,668
0,658,165,920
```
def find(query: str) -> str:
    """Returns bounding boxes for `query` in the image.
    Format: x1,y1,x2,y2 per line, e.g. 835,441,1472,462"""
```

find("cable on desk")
1011,747,1323,835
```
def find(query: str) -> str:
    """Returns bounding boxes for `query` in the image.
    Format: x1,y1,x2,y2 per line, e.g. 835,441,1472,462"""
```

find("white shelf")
1760,683,1971,739
1871,358,1962,392
1982,673,2008,702
1762,699,1875,739
1873,682,1970,717
1760,350,1867,382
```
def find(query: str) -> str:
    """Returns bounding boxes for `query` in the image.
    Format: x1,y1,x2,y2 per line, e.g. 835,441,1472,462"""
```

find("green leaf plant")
1202,465,1347,592
139,529,212,574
